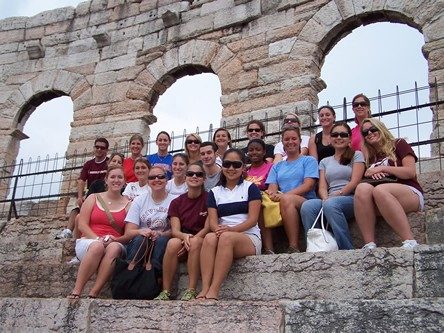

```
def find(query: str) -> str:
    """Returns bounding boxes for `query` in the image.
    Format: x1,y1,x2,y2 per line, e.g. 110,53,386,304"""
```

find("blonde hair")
184,133,202,156
361,118,396,165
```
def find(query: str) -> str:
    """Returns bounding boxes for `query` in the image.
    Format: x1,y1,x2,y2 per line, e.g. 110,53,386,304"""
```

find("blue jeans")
125,235,170,273
300,197,355,250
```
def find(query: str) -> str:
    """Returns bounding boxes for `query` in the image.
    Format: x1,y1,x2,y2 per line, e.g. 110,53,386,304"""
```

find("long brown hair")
331,122,354,165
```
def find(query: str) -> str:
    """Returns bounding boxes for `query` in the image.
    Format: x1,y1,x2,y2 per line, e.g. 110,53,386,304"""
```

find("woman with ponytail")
300,122,365,250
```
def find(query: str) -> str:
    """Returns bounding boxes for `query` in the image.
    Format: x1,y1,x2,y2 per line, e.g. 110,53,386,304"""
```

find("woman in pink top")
351,93,372,151
68,165,130,299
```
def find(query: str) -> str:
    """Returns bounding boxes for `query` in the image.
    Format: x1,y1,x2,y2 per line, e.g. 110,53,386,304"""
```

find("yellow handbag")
261,192,282,228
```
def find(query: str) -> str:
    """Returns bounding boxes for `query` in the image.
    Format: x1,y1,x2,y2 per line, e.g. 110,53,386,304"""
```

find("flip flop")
67,293,80,299
87,295,97,299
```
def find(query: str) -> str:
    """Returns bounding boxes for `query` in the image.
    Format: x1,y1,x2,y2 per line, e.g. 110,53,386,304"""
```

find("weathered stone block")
414,244,444,298
214,0,261,30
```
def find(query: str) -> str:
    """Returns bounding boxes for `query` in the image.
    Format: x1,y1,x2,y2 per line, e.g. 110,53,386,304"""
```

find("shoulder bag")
96,194,124,234
306,208,338,252
111,236,160,300
261,192,282,228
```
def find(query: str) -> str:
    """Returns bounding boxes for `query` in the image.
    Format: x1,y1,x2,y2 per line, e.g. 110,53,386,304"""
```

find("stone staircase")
0,172,443,332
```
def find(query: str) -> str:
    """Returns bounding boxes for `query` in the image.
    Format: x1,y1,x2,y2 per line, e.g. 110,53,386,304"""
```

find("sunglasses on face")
330,132,350,138
148,174,166,180
186,171,204,178
94,145,107,150
352,101,369,108
221,160,243,169
247,128,261,133
284,118,299,124
361,126,379,137
186,140,200,145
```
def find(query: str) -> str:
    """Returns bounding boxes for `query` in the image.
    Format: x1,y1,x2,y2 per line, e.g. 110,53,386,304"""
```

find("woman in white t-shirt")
122,158,151,200
300,122,365,250
122,166,175,272
166,153,188,197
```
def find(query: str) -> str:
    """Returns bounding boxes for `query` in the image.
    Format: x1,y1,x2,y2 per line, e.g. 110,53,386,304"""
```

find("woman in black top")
308,105,336,162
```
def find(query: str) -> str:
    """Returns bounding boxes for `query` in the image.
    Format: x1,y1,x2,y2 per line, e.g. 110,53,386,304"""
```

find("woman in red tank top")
68,165,130,299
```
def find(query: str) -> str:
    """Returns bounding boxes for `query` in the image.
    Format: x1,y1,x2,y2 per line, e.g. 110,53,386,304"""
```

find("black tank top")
315,131,335,162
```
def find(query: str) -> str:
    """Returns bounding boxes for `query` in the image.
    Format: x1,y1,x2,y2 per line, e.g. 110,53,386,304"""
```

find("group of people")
64,93,424,301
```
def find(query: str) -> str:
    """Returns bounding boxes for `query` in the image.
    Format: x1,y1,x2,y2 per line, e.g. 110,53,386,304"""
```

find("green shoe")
154,290,170,301
180,288,197,301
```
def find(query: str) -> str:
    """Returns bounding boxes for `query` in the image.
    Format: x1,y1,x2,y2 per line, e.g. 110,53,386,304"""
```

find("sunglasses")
284,118,299,124
222,160,243,169
186,140,200,145
186,171,204,178
148,174,166,180
330,132,350,138
352,101,368,108
94,145,107,150
247,128,261,133
361,126,379,137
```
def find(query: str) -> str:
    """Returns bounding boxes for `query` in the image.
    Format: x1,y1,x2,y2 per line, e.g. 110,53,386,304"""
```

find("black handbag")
111,237,160,300
360,176,397,186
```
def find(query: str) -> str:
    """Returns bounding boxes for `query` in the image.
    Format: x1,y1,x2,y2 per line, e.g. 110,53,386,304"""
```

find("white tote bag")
306,208,339,252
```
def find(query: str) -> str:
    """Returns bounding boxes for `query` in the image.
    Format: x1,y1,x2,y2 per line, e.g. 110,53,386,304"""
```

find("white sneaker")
55,228,73,239
401,239,418,250
67,257,80,265
362,242,377,250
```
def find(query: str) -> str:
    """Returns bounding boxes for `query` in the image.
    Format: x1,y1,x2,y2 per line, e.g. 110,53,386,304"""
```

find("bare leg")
196,233,218,298
280,194,305,249
73,215,80,240
161,238,183,291
187,237,203,290
373,184,420,240
89,242,122,297
69,242,104,296
258,209,274,252
205,232,255,300
67,208,78,231
354,183,378,244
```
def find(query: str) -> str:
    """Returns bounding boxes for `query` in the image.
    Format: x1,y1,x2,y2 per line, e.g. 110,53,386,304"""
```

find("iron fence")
1,81,443,220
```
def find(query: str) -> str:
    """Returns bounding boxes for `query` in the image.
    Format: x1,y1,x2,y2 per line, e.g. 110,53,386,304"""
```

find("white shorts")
75,238,126,261
407,185,425,211
246,234,262,255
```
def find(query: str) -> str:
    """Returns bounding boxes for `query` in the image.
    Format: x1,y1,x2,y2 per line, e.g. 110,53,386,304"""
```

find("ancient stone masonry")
0,0,443,171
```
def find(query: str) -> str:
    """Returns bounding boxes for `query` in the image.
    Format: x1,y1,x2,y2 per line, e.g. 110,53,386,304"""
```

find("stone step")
0,243,442,302
0,297,442,332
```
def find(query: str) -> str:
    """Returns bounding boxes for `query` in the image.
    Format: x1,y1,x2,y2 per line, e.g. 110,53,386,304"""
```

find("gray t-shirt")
204,170,221,192
319,151,364,195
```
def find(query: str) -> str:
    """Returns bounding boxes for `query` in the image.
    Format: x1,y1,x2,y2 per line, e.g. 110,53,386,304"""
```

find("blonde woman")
184,133,202,164
354,118,424,250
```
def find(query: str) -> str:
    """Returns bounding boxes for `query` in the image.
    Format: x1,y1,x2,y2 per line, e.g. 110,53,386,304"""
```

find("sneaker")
55,228,73,239
287,246,300,254
362,242,377,250
154,290,170,301
401,239,418,250
180,288,197,301
67,257,80,265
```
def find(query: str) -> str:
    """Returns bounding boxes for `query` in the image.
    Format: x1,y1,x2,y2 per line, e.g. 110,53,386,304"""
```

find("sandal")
87,295,96,299
67,293,80,299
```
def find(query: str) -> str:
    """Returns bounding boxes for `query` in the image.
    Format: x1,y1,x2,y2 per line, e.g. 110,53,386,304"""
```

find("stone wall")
0,0,443,180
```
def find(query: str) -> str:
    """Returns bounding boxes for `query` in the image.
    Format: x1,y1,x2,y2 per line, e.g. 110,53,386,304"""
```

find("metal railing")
1,81,443,220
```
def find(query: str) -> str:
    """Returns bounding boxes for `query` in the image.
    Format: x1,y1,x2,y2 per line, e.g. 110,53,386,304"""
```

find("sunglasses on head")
94,145,107,150
330,132,350,138
186,171,204,178
221,160,243,169
352,101,368,108
247,128,261,133
148,174,166,180
361,126,379,137
186,140,200,145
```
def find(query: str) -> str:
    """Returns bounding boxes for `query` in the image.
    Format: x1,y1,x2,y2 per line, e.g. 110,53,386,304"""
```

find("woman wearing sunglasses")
354,118,424,250
122,166,175,273
197,149,262,300
308,105,336,162
266,126,318,253
155,163,210,301
122,158,151,200
166,153,189,197
241,120,275,163
351,93,372,151
301,122,365,250
184,133,202,164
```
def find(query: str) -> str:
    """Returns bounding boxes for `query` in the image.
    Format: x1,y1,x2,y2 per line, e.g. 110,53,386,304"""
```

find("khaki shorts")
75,238,126,261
